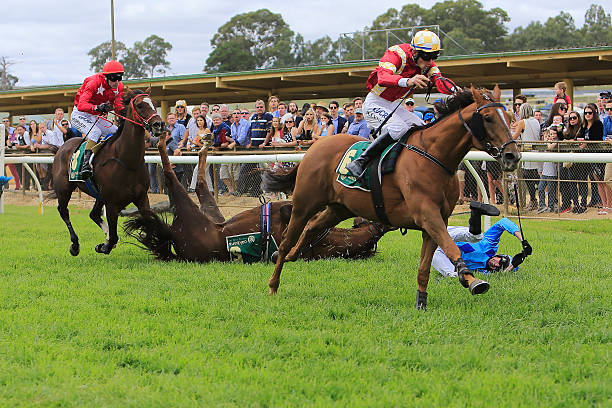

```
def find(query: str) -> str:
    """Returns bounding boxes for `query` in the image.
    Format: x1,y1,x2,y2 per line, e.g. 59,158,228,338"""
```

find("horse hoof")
268,288,277,296
69,244,80,256
95,244,104,253
415,290,427,310
271,251,279,263
469,279,490,295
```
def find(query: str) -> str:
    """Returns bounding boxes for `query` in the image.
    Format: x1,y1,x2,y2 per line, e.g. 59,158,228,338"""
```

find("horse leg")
57,189,80,256
415,232,437,310
95,206,119,254
285,204,352,261
421,214,489,295
89,199,109,241
269,199,327,295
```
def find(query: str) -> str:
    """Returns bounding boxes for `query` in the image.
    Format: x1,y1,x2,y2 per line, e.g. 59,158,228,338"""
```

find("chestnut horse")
52,89,164,256
264,86,521,309
124,136,392,263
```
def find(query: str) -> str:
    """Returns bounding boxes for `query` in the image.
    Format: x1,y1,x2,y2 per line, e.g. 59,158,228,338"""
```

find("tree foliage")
205,9,298,72
88,35,172,79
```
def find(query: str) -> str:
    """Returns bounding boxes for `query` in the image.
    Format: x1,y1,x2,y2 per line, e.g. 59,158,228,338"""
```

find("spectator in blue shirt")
237,100,271,196
166,113,186,184
346,108,370,139
230,109,251,147
248,100,273,147
603,102,612,139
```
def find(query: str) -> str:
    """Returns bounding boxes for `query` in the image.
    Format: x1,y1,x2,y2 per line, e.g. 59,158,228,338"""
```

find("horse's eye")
136,102,143,108
484,115,493,122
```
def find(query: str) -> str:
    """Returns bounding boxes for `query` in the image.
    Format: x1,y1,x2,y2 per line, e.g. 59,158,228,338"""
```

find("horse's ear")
492,85,501,102
470,84,483,103
124,86,133,97
145,86,151,95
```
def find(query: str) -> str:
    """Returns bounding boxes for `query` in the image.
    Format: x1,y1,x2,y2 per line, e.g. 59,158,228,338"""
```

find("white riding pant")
71,107,117,143
363,92,424,140
431,227,483,277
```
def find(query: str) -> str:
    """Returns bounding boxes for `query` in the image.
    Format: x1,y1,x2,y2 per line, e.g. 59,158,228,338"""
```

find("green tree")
509,11,581,50
581,4,612,45
0,57,18,90
297,35,341,66
135,35,173,77
205,9,297,72
88,35,172,79
87,41,127,73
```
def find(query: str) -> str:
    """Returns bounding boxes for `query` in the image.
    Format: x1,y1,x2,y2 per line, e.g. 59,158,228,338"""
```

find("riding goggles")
105,73,123,82
417,50,440,61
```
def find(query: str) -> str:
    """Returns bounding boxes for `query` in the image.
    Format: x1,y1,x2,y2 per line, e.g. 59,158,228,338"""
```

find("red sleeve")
428,64,456,95
76,79,97,114
375,48,406,87
114,84,125,112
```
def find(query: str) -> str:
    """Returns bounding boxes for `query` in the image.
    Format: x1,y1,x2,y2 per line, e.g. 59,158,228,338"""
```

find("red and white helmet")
102,60,124,74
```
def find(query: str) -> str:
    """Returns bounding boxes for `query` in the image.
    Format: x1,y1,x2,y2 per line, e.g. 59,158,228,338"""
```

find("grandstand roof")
2,46,612,115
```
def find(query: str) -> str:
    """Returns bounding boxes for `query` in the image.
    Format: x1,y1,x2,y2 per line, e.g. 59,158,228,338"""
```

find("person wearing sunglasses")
346,30,459,178
576,103,605,211
71,60,125,177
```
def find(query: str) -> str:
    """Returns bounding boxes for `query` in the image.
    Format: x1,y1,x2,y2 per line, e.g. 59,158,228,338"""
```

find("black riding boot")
81,149,94,179
346,132,395,178
468,201,500,235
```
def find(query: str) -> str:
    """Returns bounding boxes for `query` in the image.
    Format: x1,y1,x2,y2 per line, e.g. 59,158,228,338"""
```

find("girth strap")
399,143,454,175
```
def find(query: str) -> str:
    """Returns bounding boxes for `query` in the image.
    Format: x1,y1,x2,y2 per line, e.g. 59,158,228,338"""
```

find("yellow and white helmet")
411,30,442,53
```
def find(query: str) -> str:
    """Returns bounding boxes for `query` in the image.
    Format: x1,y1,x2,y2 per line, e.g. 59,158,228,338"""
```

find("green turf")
0,205,610,407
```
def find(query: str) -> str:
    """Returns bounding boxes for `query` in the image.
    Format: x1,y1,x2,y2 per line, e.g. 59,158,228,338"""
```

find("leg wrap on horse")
416,290,428,310
452,257,471,288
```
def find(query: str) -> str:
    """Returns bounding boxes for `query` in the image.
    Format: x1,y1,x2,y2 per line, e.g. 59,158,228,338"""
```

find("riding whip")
371,65,432,138
513,184,526,241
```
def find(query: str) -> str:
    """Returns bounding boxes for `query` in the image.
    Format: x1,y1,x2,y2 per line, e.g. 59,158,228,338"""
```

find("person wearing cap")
315,101,329,123
346,30,459,178
432,202,532,277
71,60,125,178
346,108,369,139
598,91,611,119
423,111,435,124
0,175,13,190
403,98,423,119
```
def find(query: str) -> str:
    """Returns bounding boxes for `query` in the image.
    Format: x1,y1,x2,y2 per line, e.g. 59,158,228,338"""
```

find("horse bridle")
112,93,162,132
457,95,517,159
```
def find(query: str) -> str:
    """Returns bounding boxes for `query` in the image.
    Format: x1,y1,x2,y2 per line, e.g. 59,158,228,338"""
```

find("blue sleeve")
482,218,519,245
359,122,370,139
604,117,612,138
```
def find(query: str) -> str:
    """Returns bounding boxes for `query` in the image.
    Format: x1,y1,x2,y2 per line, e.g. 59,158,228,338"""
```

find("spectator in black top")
579,103,604,208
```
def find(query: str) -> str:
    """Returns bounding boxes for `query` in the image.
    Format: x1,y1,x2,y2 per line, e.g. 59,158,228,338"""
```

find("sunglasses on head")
105,73,123,82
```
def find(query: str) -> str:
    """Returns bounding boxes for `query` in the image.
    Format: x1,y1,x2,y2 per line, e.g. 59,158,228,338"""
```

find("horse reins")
457,97,517,159
96,93,159,129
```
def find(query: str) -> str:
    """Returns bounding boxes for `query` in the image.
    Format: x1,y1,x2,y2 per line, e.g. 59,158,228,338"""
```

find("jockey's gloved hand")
96,102,112,113
511,252,525,268
521,240,532,256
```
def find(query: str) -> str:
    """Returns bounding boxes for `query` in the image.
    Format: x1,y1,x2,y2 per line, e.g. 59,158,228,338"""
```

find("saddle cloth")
68,136,112,182
226,232,279,264
335,140,403,191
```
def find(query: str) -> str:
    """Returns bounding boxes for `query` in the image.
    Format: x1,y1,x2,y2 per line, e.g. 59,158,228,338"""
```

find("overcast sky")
1,1,600,87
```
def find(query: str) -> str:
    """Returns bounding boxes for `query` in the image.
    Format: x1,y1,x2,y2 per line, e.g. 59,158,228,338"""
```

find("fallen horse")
124,136,392,263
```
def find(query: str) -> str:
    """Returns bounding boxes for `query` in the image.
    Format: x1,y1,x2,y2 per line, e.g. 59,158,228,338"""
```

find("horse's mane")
433,89,475,120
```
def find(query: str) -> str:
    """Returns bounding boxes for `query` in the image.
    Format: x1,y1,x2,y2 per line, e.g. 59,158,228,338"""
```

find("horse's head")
124,88,165,137
467,85,521,172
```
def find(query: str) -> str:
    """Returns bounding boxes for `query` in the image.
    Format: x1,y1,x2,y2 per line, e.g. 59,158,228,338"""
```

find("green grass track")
0,205,610,407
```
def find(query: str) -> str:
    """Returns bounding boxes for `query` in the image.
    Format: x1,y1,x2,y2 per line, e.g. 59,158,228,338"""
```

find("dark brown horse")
124,136,391,263
52,89,164,256
263,86,521,309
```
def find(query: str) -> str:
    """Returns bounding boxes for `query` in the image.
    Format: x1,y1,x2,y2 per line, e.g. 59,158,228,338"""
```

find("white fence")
2,136,612,220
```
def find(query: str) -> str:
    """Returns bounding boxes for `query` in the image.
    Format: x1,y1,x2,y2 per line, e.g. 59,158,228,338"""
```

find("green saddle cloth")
68,142,87,181
226,232,279,264
335,140,403,191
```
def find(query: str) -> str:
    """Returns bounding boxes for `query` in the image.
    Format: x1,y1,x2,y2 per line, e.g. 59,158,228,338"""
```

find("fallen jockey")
71,60,125,178
432,202,533,277
0,175,12,189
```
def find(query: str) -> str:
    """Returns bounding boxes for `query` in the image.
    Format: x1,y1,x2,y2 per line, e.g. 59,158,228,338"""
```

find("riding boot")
80,139,96,179
468,201,500,235
346,132,395,178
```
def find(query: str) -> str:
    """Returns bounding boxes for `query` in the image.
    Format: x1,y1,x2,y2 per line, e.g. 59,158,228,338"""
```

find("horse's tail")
262,164,299,193
124,213,177,261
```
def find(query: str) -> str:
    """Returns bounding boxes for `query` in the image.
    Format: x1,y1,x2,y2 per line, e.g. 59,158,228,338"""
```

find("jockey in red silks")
71,60,125,177
346,30,459,178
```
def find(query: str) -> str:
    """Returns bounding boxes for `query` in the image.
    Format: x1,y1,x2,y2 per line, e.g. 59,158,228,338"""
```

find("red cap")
102,60,124,74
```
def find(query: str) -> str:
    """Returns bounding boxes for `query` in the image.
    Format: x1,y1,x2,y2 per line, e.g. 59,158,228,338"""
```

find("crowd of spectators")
2,87,611,214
